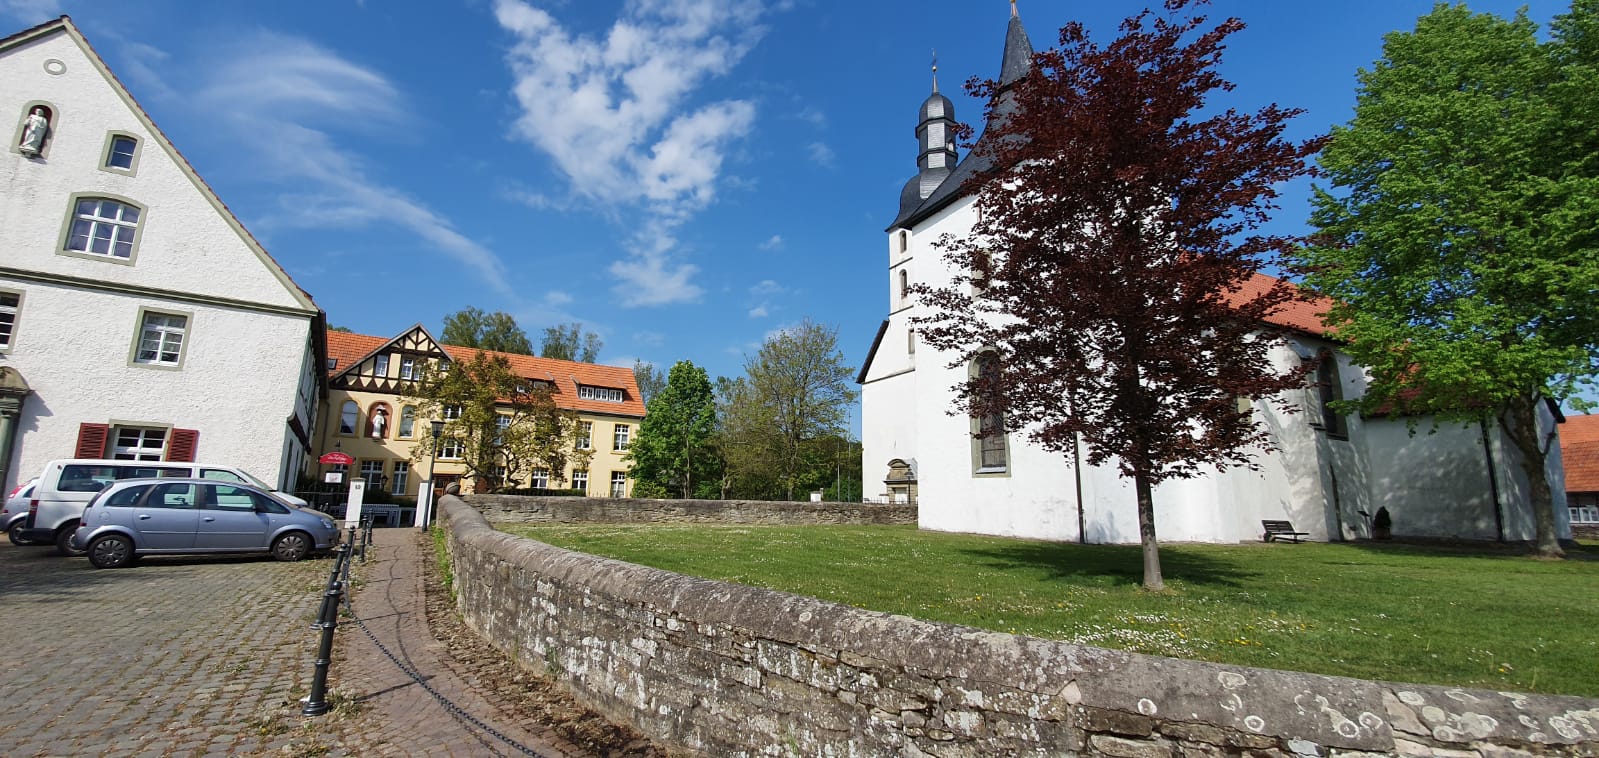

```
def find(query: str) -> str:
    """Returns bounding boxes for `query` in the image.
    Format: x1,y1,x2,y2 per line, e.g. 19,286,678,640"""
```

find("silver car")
71,478,341,569
4,478,39,545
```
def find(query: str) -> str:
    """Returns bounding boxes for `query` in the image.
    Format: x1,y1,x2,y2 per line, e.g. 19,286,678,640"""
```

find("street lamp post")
423,419,445,529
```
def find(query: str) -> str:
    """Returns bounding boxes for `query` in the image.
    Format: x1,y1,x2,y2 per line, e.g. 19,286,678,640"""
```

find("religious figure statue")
370,407,388,439
18,107,49,157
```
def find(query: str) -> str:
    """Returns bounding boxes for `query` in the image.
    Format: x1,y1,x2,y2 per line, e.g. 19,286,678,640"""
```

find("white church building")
858,8,1570,545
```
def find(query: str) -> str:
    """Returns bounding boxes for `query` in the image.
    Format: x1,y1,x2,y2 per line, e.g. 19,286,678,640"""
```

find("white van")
17,459,308,555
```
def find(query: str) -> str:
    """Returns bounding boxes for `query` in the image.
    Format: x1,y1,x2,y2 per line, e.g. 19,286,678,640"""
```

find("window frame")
0,288,21,354
99,131,142,176
609,471,627,498
398,406,417,438
578,386,625,403
128,307,191,370
576,421,593,450
373,354,390,377
1314,349,1350,440
359,460,385,490
438,437,464,460
969,352,1010,476
111,425,169,461
58,193,147,265
400,356,418,380
613,423,630,451
572,469,588,495
338,400,360,436
391,461,410,496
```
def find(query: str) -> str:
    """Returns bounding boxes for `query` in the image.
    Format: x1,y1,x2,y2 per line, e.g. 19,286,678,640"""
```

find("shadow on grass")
955,541,1254,589
1337,537,1599,562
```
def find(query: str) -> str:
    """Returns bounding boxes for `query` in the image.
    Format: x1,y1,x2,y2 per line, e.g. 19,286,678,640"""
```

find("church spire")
895,52,960,221
999,0,1034,88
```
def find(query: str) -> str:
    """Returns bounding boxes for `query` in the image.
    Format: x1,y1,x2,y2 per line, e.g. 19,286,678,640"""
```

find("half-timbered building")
318,325,644,500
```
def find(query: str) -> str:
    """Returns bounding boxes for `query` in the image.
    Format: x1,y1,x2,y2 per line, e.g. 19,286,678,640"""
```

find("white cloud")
748,305,768,318
0,0,59,23
758,234,783,251
749,279,783,296
543,290,574,307
493,0,774,306
809,141,836,169
190,33,511,292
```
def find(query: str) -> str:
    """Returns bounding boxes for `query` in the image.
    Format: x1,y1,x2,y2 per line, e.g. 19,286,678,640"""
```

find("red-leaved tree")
913,0,1326,590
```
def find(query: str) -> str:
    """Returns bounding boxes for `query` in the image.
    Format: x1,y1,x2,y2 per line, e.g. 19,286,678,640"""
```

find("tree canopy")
410,352,589,493
913,0,1324,590
627,360,719,498
632,360,667,406
540,323,602,363
440,307,533,355
1295,2,1599,557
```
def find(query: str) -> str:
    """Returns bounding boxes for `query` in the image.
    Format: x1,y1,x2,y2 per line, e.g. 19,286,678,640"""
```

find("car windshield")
234,470,276,490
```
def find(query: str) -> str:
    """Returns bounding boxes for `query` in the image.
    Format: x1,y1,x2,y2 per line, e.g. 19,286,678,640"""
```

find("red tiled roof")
1224,273,1335,337
1561,414,1599,493
326,330,644,418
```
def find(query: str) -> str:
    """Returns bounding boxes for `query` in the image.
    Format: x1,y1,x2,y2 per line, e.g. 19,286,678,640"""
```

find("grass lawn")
502,523,1599,698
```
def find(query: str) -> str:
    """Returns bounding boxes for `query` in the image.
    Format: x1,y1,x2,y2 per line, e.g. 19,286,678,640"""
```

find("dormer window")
400,356,418,380
326,358,338,370
578,385,625,403
373,354,390,377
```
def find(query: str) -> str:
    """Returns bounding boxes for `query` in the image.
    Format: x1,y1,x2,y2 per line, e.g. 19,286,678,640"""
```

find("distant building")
859,7,1569,544
0,17,324,494
320,326,643,499
1560,414,1598,535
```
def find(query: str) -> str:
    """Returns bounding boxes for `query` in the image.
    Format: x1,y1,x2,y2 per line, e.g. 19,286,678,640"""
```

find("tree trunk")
1134,469,1165,591
1500,396,1564,558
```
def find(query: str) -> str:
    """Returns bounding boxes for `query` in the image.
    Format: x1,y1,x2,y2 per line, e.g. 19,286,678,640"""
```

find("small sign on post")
345,480,365,529
416,479,433,529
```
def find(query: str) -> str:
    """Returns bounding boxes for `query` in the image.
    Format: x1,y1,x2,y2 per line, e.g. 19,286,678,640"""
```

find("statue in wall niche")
18,107,49,157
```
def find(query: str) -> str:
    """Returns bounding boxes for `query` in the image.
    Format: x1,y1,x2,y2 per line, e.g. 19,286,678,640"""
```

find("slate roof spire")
894,52,960,224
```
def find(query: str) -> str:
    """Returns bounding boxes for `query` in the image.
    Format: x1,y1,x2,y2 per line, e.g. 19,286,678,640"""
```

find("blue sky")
2,0,1578,403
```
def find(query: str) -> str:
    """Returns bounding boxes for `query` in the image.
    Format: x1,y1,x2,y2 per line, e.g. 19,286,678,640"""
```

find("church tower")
894,61,959,224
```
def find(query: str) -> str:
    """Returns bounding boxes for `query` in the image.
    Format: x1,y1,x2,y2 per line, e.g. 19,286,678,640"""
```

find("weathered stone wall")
1572,523,1598,542
440,497,1599,757
467,493,917,526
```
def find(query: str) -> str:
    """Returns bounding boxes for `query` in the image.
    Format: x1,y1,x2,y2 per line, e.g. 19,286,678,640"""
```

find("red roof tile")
1224,273,1335,337
326,330,644,418
1561,414,1599,493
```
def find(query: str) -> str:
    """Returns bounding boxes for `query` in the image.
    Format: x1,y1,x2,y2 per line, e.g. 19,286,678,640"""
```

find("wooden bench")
1261,520,1310,543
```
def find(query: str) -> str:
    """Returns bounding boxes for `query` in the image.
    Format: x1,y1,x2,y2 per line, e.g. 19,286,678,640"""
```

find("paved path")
0,529,591,757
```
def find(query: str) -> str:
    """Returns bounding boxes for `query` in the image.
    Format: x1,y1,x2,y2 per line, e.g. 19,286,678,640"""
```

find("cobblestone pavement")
0,529,594,757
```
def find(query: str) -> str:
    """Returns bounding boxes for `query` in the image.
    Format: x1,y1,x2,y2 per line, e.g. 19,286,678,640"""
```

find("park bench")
1261,520,1310,543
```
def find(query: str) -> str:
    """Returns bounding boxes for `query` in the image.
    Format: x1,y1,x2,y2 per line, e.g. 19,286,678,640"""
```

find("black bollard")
302,543,350,716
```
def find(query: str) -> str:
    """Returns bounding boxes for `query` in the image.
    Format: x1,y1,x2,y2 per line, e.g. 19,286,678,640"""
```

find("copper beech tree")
913,0,1325,590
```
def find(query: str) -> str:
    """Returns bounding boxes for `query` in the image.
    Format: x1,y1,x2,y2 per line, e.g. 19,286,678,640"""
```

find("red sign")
319,451,354,465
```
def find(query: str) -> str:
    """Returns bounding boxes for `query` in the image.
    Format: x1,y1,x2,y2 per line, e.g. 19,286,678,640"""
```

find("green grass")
502,523,1599,697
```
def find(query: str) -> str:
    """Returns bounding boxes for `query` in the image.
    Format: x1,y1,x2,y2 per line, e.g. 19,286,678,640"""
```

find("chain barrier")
336,528,551,757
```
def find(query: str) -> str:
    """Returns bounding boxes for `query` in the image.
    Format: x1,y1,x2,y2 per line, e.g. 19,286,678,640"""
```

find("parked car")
71,478,340,569
16,459,310,556
4,478,39,545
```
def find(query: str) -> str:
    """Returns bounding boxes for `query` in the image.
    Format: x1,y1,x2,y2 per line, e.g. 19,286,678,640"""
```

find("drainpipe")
1073,431,1086,543
0,368,34,493
1480,418,1505,542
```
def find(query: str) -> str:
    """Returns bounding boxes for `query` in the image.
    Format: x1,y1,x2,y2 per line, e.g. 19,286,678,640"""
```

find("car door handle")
203,517,216,522
138,515,151,520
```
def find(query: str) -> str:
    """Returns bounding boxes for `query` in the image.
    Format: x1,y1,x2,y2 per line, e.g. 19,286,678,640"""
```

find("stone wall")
1572,524,1598,542
439,497,1599,757
467,494,917,526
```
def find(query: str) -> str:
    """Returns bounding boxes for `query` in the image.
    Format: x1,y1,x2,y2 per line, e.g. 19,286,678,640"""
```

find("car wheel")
7,522,37,546
55,524,86,557
271,531,311,562
88,534,134,569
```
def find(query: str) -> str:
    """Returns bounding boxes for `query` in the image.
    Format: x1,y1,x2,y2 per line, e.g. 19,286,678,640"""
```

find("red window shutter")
167,428,199,462
74,423,110,458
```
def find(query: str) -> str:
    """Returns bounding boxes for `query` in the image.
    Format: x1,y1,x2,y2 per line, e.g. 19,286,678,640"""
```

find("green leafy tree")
1296,2,1599,558
633,359,667,405
410,352,590,492
441,307,534,355
540,323,602,363
720,320,857,501
627,361,719,498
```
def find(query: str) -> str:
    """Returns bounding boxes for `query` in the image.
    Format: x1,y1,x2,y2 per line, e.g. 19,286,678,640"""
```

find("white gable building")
859,9,1569,545
0,17,324,495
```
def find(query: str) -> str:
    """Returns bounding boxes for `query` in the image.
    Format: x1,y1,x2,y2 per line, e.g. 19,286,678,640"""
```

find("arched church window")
399,406,417,438
898,230,908,254
900,269,909,301
908,328,916,355
971,352,1008,473
1316,349,1348,439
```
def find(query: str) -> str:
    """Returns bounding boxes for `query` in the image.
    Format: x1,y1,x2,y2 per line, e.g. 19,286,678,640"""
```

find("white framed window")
112,426,166,461
496,414,512,431
572,470,588,494
133,310,187,367
900,269,909,300
579,386,625,403
103,134,139,172
400,356,418,380
373,354,390,377
326,358,338,370
439,438,463,460
0,291,19,352
613,424,630,451
1570,505,1598,524
577,421,592,450
65,197,142,260
972,352,1008,474
391,461,409,495
531,468,549,489
399,406,416,438
443,404,462,420
339,401,359,435
359,460,384,490
610,471,627,497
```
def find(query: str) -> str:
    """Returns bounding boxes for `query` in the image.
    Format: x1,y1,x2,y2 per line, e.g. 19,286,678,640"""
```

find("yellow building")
317,325,643,500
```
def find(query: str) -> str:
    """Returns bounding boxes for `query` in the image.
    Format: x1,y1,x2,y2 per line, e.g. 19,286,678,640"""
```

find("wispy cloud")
748,305,768,318
750,279,784,296
757,234,783,251
0,0,60,24
192,32,510,291
493,0,775,307
809,141,837,169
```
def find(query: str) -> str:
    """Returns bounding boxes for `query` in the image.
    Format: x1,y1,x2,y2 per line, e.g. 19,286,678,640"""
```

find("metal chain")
341,555,550,757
